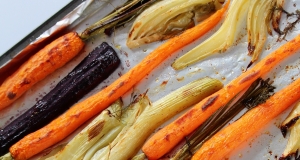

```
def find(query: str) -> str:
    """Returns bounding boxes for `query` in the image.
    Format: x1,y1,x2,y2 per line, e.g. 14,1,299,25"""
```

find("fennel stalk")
80,0,157,40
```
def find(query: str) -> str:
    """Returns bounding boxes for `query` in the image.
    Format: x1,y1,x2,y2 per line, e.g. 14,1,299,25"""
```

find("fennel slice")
82,126,123,160
251,0,274,62
83,94,150,160
172,0,250,70
281,102,300,137
46,100,123,160
127,0,218,48
247,0,262,54
91,146,110,160
282,118,300,159
247,0,273,63
107,77,223,160
266,1,277,35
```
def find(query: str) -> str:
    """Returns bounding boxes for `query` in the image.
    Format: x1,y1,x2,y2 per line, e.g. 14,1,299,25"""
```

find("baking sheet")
1,0,300,159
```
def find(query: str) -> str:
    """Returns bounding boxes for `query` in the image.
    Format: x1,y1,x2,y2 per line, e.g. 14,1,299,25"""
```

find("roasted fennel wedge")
86,94,150,160
127,0,225,48
42,99,124,160
172,0,249,70
247,0,275,63
92,77,223,160
42,96,149,160
280,102,300,159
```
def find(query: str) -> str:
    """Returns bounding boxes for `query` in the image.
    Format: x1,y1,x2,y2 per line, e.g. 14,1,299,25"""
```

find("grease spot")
153,80,169,93
177,76,185,81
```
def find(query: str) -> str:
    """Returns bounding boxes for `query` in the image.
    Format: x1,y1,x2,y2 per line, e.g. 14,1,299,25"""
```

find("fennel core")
170,78,275,160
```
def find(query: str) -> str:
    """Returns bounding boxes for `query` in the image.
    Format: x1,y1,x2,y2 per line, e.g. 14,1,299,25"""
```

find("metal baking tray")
1,0,300,159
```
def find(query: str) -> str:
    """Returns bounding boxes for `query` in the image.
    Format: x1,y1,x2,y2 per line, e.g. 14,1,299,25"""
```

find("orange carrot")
142,35,300,160
192,77,300,160
0,32,84,111
9,3,229,160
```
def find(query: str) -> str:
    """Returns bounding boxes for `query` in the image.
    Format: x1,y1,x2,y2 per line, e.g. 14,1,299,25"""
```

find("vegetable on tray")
0,0,155,111
0,32,85,111
126,0,224,48
142,34,300,160
43,96,148,160
98,77,222,160
247,0,275,64
192,77,300,160
86,95,149,160
172,0,287,70
80,0,159,39
0,42,120,157
279,102,300,159
172,0,249,70
170,78,275,160
7,3,229,160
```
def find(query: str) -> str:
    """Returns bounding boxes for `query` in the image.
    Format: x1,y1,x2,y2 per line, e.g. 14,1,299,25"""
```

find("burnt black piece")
0,42,120,155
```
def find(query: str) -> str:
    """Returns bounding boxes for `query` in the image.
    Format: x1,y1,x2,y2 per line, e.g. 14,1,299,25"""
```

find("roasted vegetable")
87,95,149,160
80,0,157,40
47,95,149,160
44,99,124,160
94,77,223,160
279,102,300,159
89,95,150,160
192,77,300,160
8,4,229,160
0,42,120,157
0,0,154,111
247,0,275,63
172,0,249,70
171,78,274,160
281,102,300,137
143,34,300,160
126,0,224,48
0,32,84,111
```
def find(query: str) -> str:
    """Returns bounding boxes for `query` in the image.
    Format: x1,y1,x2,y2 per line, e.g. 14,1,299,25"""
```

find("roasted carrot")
9,3,229,160
142,34,300,160
0,32,84,111
192,77,300,160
